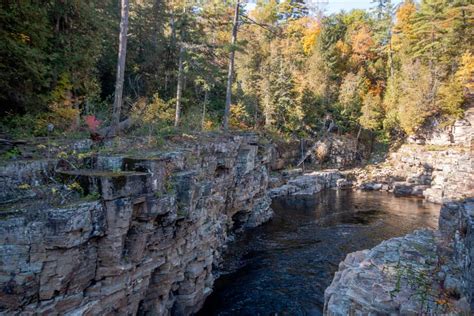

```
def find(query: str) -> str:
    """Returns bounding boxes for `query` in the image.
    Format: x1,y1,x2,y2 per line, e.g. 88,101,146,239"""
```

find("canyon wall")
0,132,360,316
357,144,473,203
0,134,277,315
356,106,473,203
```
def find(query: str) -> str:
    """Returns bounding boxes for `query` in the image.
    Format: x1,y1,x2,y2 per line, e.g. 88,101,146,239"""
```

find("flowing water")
198,189,440,316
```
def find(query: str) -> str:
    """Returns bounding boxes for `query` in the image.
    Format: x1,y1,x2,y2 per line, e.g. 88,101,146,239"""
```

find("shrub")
315,142,329,162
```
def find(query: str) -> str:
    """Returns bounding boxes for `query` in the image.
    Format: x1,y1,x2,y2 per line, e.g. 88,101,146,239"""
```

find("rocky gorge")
0,108,472,315
0,133,354,315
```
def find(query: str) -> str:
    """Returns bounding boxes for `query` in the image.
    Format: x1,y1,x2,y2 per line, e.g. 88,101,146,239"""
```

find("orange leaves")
350,25,375,63
392,0,417,51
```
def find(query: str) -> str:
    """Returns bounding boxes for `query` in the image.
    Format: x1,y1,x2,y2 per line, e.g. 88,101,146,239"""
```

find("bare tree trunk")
388,29,394,78
355,124,362,151
202,89,209,130
111,0,129,135
222,0,240,130
174,46,185,127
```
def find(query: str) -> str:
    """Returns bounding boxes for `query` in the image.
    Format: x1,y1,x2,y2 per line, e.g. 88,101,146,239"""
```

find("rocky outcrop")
269,134,367,171
0,135,274,315
408,106,474,147
356,144,473,203
322,135,366,168
324,198,474,315
269,170,344,197
356,105,473,203
269,140,302,170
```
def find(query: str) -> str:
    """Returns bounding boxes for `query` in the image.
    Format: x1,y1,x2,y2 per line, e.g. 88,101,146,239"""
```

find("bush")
315,142,329,162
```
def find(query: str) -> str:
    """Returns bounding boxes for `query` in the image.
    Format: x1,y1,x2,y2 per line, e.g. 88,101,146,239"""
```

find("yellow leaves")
392,0,417,51
302,21,321,55
456,52,474,93
67,182,83,194
18,183,31,190
48,102,79,129
360,92,383,131
202,119,215,131
229,103,252,129
44,73,80,133
131,94,172,125
250,0,278,24
436,51,474,121
335,40,351,58
56,151,68,159
285,17,321,55
395,0,416,33
438,51,472,119
77,152,93,160
438,77,464,120
17,33,30,44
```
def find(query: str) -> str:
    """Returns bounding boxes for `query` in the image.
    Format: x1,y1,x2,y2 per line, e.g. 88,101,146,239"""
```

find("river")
198,189,440,316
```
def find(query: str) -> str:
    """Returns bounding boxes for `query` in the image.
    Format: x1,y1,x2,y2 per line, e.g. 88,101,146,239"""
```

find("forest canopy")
0,0,473,139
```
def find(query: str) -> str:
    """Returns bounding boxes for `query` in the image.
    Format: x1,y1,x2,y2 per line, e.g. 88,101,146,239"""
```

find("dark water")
198,189,440,316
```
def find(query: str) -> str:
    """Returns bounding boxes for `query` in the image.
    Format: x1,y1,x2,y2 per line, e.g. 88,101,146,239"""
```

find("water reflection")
198,190,440,316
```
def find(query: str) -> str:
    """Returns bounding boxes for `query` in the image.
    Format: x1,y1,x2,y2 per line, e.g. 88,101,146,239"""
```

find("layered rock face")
0,135,274,315
325,199,474,315
358,106,473,203
357,144,473,203
356,106,473,203
408,106,474,147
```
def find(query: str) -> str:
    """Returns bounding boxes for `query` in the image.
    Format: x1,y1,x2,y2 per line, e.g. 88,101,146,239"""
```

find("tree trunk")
175,46,185,127
222,0,240,130
111,0,129,135
202,89,209,130
355,124,362,151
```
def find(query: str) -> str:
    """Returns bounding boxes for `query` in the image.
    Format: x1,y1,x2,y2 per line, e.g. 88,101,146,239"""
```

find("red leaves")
84,115,101,133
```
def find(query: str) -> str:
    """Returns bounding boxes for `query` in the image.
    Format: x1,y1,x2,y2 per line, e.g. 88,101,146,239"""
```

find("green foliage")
438,77,464,120
360,92,384,130
2,147,21,160
0,1,113,115
1,0,471,141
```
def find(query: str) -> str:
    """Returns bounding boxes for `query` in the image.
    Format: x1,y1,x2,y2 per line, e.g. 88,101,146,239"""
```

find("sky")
246,0,404,15
321,0,403,14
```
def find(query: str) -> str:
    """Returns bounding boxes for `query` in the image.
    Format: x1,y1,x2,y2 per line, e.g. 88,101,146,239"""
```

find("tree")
360,92,384,130
222,0,240,130
111,0,130,134
175,46,185,126
279,0,309,21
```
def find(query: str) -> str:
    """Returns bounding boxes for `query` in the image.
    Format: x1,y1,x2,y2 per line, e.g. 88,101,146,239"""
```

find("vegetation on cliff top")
0,0,472,142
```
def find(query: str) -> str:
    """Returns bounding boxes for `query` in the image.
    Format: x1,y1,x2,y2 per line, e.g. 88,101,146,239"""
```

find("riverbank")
323,110,473,314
